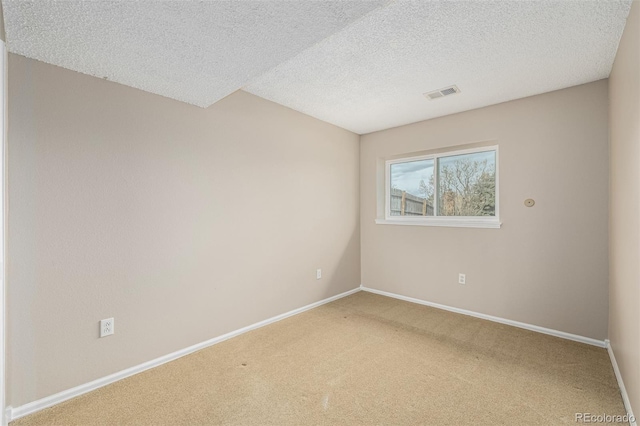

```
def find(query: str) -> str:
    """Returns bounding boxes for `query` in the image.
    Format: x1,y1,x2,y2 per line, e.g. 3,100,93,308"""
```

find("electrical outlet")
458,273,466,285
100,318,114,337
316,269,322,280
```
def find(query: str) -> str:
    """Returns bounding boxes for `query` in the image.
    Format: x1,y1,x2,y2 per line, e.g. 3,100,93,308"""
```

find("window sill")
375,218,502,229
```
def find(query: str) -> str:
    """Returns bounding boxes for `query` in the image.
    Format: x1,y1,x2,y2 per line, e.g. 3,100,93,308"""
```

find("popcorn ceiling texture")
2,0,386,107
246,0,632,134
3,0,632,133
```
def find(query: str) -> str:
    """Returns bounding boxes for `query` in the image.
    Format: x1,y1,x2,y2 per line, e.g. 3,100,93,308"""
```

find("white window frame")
377,145,501,229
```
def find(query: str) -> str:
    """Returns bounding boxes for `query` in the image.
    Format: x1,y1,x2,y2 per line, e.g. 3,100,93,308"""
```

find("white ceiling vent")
424,85,461,101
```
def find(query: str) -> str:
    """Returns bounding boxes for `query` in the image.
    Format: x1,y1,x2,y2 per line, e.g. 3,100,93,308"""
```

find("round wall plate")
524,199,535,207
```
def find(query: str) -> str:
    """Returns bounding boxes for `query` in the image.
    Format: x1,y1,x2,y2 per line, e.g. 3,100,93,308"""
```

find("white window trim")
382,145,501,229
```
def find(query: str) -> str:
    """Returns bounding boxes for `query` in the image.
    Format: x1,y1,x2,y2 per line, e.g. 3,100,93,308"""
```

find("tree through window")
385,146,498,225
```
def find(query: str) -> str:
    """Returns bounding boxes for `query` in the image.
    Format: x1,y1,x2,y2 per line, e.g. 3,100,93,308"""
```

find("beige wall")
609,0,639,417
7,54,360,407
361,80,609,341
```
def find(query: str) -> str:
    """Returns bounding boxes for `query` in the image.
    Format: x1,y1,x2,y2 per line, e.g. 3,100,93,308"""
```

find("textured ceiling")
246,0,632,134
2,0,387,107
3,1,633,134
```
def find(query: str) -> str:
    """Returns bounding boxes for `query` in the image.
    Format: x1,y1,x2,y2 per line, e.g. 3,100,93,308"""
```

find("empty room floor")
12,292,625,425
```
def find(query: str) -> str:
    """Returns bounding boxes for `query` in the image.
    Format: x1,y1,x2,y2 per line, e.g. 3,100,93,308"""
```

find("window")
381,146,500,228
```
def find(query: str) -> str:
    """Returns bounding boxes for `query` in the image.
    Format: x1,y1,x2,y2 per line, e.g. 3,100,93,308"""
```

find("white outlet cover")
316,269,322,280
458,274,466,285
100,318,114,338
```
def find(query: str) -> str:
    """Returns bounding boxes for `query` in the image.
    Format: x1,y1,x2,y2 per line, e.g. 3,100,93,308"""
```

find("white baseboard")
7,286,617,423
606,340,637,426
6,287,361,423
360,286,606,348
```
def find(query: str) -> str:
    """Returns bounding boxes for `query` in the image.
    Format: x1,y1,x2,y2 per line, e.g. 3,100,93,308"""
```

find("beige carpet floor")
12,291,626,425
